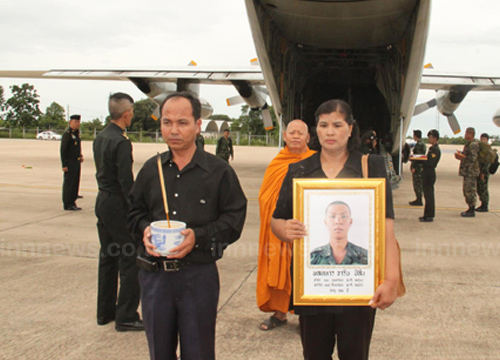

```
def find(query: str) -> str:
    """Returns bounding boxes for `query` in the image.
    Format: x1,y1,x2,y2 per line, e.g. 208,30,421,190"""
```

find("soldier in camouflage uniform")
454,127,480,217
476,133,491,212
409,130,426,206
310,201,368,265
215,129,234,162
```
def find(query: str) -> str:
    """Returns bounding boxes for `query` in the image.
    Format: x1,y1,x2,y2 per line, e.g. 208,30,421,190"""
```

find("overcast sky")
1,0,499,137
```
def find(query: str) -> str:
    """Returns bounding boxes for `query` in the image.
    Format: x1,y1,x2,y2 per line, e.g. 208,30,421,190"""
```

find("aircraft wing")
0,68,265,85
415,69,500,135
420,69,500,91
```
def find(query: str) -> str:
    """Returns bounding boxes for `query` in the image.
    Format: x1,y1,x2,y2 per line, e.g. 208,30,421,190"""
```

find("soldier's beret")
70,114,81,121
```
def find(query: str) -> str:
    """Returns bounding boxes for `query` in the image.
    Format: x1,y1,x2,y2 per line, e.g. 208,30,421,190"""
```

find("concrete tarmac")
0,139,499,359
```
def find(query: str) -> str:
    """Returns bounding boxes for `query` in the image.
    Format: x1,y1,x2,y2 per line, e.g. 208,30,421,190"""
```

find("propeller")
446,113,461,135
413,98,436,116
261,103,273,131
226,80,274,130
413,97,460,134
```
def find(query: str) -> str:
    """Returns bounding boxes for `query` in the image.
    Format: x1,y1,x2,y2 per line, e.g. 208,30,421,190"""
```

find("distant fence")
0,127,279,147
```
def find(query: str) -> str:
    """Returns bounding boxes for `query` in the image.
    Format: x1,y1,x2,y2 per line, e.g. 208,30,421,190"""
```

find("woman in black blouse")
271,99,401,360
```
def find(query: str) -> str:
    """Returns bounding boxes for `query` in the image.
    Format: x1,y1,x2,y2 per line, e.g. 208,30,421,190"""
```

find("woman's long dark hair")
314,99,361,152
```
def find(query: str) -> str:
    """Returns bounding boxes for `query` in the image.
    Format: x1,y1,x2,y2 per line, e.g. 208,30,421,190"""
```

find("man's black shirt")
93,123,134,198
60,128,81,167
128,148,247,263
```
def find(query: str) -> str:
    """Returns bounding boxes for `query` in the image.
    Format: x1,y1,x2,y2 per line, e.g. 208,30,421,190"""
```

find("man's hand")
454,151,465,160
143,226,160,257
411,168,415,174
62,167,68,172
167,229,195,259
480,173,485,181
80,155,84,163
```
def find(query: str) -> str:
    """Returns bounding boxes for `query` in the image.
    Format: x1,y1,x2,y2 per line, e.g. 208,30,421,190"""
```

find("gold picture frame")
293,178,386,306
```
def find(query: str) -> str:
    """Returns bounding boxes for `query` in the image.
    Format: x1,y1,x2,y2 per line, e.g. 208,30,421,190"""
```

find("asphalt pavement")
0,139,499,359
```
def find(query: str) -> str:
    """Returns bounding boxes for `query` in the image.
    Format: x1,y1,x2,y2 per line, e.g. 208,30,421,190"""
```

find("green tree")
231,105,279,136
0,85,4,121
4,83,42,127
81,118,104,131
0,85,4,111
208,114,232,122
130,98,158,131
39,102,66,130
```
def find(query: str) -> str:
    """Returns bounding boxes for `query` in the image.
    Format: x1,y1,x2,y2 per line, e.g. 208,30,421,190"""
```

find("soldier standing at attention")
93,93,143,331
420,129,441,222
60,114,83,211
476,133,491,212
409,130,426,206
454,127,480,217
216,128,234,162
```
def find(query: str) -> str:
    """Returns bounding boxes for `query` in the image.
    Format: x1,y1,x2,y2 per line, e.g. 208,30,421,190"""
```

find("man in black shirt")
93,93,142,331
60,114,83,210
128,92,247,360
420,129,441,222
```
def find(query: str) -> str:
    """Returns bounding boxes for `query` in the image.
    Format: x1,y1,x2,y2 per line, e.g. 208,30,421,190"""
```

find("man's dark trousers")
423,167,437,218
96,191,140,323
63,159,81,207
140,262,219,360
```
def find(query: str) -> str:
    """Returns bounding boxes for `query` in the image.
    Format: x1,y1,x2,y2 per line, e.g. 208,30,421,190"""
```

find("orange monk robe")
256,146,316,313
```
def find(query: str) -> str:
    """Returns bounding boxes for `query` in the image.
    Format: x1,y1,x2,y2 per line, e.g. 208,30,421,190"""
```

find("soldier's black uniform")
93,123,141,326
60,126,82,209
422,143,441,219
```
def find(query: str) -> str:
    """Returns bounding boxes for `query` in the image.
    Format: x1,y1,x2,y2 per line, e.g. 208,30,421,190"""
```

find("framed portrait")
293,178,386,306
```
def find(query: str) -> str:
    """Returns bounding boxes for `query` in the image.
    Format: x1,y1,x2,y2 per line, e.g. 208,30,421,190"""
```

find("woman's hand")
369,280,398,310
271,218,307,243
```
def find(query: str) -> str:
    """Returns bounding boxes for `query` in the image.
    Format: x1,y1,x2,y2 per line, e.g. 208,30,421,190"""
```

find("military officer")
454,127,480,217
310,201,368,265
409,130,426,206
60,114,83,210
215,128,234,162
93,92,143,331
420,129,441,222
476,133,491,212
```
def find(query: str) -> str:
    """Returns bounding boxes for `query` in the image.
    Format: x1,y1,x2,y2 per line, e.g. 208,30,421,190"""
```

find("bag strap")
362,154,369,178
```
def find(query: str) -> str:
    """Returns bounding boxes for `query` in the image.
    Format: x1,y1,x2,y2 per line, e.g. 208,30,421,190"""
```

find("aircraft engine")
493,108,500,127
130,78,213,120
227,80,274,130
413,86,473,134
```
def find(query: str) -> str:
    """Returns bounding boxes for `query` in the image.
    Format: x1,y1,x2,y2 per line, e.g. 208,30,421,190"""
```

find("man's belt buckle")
163,260,180,272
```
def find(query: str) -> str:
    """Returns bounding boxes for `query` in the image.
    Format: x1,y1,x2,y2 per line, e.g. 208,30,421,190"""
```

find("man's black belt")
136,254,192,272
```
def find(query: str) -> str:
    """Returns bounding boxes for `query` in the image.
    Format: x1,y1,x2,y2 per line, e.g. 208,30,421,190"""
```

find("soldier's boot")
475,203,489,212
460,206,476,217
409,199,423,206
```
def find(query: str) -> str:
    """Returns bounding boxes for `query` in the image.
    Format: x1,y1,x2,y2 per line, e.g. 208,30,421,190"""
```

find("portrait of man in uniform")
310,200,368,266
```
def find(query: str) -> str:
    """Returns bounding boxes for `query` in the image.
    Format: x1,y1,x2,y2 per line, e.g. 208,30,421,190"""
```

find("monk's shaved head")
283,119,310,154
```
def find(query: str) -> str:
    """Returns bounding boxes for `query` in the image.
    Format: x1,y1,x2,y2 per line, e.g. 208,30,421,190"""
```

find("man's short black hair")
413,130,422,138
160,91,201,121
223,128,230,133
325,200,351,217
481,133,489,140
108,92,134,120
427,129,439,140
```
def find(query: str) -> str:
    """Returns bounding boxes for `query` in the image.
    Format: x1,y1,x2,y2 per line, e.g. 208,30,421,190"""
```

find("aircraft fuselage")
245,0,431,155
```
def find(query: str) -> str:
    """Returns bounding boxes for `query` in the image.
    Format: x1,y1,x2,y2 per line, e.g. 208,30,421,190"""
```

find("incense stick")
156,152,171,228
